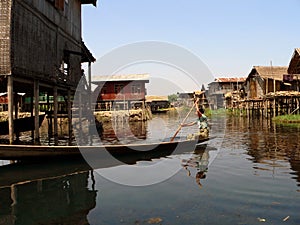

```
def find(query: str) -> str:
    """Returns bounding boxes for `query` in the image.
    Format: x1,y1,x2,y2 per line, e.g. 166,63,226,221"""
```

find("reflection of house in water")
100,121,147,144
0,162,97,225
242,119,300,186
92,74,150,111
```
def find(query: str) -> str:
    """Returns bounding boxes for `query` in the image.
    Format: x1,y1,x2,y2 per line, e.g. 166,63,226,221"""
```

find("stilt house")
0,0,96,143
244,66,288,99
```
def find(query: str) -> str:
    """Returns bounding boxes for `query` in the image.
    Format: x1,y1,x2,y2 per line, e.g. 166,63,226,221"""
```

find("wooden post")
79,90,83,145
47,93,52,138
53,86,58,145
7,76,14,144
14,93,19,140
67,89,72,145
31,91,34,140
34,80,40,143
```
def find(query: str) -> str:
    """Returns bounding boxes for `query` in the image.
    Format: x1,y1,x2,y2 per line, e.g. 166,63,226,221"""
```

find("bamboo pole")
170,100,196,142
34,80,40,143
54,86,58,145
7,76,14,144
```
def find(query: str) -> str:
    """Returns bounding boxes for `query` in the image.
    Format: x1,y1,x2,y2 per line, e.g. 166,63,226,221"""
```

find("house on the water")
146,95,170,113
0,0,97,143
207,77,246,109
92,74,150,111
244,66,288,99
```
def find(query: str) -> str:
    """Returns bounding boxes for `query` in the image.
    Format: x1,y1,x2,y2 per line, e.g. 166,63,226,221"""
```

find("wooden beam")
34,80,40,142
54,86,58,145
7,76,14,144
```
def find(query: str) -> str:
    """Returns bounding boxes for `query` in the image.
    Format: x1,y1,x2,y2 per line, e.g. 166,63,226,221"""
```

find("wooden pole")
7,76,14,144
67,89,72,145
170,101,196,142
53,86,58,145
34,80,40,143
14,93,19,140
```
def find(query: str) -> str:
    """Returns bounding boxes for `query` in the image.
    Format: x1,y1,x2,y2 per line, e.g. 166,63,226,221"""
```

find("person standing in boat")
181,99,209,140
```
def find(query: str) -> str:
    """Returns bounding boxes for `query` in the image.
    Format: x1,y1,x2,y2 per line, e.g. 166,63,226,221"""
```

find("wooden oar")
170,101,197,142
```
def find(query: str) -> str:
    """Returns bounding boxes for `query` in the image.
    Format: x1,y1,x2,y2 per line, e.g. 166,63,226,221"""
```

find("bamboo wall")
0,0,12,76
1,0,83,89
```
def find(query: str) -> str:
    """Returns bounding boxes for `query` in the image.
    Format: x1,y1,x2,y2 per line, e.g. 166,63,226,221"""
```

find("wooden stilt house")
244,66,288,99
0,0,96,144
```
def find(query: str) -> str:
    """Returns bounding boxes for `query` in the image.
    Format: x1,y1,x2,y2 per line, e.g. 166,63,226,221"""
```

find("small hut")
244,66,288,99
146,95,170,113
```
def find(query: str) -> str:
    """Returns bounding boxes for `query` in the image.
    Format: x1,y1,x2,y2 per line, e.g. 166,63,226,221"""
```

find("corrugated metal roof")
214,77,247,83
92,74,150,83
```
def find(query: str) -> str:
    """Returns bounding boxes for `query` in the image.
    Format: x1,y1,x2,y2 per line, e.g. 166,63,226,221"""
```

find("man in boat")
181,99,209,140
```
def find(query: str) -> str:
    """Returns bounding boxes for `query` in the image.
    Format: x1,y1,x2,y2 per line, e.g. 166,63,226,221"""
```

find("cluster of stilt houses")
207,49,300,117
1,0,300,145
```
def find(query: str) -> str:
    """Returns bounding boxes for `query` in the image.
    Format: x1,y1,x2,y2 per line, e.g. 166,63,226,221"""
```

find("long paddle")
170,100,197,142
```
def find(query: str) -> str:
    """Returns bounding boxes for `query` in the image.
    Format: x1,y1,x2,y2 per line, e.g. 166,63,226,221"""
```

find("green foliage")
168,94,178,103
272,114,300,123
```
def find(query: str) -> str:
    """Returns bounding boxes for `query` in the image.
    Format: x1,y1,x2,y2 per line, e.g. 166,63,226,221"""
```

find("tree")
168,94,178,103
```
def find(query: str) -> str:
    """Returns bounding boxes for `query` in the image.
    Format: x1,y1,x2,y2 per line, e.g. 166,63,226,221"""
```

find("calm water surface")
0,113,299,225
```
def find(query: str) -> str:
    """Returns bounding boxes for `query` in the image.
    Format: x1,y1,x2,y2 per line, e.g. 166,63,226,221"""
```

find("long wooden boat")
0,137,209,162
0,114,45,135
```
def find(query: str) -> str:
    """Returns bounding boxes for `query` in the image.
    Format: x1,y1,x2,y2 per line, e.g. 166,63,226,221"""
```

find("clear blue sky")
82,0,300,94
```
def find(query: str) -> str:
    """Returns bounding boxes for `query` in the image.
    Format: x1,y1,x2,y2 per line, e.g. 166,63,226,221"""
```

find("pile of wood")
264,91,300,98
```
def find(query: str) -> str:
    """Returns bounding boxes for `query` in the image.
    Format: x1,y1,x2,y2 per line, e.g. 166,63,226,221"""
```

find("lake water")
0,112,299,225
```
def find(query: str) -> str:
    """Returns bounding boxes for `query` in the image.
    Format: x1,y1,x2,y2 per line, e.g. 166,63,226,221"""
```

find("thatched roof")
92,74,150,83
288,48,300,74
146,95,168,102
248,66,288,80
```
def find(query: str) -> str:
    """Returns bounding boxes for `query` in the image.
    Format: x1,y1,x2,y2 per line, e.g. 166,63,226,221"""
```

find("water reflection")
0,160,96,225
181,146,209,188
224,117,300,187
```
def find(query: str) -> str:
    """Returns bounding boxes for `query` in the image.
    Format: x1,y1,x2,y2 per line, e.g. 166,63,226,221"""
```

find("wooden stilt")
31,91,34,140
7,76,14,144
14,93,19,141
34,80,40,143
67,89,72,145
54,86,58,145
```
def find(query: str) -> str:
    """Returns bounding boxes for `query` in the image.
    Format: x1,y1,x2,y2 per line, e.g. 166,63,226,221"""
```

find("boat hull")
0,138,209,161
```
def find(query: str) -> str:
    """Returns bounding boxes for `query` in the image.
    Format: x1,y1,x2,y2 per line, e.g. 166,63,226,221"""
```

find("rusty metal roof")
214,77,246,83
92,74,150,83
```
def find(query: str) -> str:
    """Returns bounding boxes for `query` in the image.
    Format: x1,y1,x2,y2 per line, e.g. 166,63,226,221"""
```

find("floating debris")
283,216,290,222
257,217,266,222
147,217,163,224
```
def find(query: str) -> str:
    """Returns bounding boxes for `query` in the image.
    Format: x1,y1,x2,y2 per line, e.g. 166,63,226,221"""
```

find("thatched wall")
0,0,12,75
1,0,84,89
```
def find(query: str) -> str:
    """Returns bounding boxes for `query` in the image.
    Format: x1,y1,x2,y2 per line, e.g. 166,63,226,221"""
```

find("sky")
82,0,300,95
